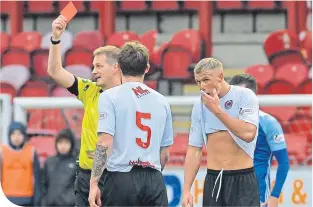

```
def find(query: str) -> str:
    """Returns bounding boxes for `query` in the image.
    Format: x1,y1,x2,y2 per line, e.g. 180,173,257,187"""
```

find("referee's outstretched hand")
201,88,221,114
89,184,101,207
52,15,67,40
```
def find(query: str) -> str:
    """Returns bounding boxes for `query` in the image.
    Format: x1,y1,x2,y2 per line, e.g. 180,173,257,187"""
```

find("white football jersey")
189,85,259,158
98,82,174,172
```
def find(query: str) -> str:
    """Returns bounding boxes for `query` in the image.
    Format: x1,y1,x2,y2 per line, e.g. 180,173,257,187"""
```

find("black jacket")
42,129,77,207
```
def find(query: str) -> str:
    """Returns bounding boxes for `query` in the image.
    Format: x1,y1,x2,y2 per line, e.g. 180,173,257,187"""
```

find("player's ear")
217,71,224,82
145,63,150,74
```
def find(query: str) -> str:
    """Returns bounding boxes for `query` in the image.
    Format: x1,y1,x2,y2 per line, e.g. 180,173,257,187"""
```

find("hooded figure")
0,121,41,206
41,128,77,207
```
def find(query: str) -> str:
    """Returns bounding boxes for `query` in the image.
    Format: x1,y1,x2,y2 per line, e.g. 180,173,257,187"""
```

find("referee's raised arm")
47,15,75,88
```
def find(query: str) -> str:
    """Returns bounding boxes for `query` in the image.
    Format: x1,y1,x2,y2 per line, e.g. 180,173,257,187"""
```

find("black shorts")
74,167,106,207
101,166,168,206
203,167,260,207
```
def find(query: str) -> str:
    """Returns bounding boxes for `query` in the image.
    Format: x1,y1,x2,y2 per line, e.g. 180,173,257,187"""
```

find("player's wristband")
50,36,61,45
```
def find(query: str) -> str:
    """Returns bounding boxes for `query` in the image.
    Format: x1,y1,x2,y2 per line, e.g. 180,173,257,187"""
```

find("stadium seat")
144,80,157,91
0,82,17,99
287,115,312,142
0,65,30,91
264,30,305,68
106,31,140,48
43,109,67,132
184,1,200,10
65,65,92,80
41,31,73,60
1,49,31,68
244,64,274,93
27,110,44,131
11,32,42,52
276,63,309,87
0,1,11,14
27,1,55,13
72,31,104,52
151,42,168,67
32,49,49,78
120,1,147,10
264,80,295,94
247,1,275,9
59,1,85,12
0,32,9,53
63,109,84,138
216,1,242,10
51,86,74,97
261,107,297,123
90,1,102,11
170,29,202,63
162,46,193,80
65,48,93,67
28,136,56,167
169,133,189,164
19,81,49,97
151,1,179,10
140,30,157,55
299,30,312,64
296,79,312,94
285,134,308,164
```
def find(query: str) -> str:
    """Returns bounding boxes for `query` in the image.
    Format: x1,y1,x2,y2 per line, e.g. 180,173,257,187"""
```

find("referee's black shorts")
101,166,168,206
74,166,106,207
203,167,260,207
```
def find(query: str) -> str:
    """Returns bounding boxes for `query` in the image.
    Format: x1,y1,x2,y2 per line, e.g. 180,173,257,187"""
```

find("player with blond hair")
48,15,121,206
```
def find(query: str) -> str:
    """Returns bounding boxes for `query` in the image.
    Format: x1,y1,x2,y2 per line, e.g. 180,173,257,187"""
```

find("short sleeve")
238,89,259,127
263,116,287,152
188,103,204,148
97,92,116,136
161,103,174,147
77,77,99,103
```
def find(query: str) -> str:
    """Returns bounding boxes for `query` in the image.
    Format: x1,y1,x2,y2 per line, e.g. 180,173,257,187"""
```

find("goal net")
3,94,312,167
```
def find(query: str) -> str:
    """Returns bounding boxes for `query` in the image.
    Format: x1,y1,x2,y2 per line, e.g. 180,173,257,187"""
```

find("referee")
48,15,121,206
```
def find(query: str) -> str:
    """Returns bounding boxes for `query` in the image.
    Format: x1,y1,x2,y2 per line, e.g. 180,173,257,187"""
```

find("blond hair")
93,45,120,65
194,58,223,74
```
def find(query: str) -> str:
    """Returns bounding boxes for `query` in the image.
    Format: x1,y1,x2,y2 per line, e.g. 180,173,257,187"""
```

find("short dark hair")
228,74,258,94
118,41,149,76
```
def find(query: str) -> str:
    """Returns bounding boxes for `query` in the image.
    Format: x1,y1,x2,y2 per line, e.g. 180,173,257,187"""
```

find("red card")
60,1,77,22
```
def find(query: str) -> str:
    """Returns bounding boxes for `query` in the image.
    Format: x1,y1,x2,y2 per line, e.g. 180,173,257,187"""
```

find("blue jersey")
254,110,290,202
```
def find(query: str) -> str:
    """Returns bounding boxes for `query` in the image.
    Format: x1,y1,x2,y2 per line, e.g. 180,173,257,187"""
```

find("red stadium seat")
247,1,275,9
170,29,202,62
106,31,140,48
11,32,42,52
162,46,193,79
276,63,309,87
144,80,157,91
184,1,200,10
28,1,55,13
63,109,84,138
299,30,312,64
244,64,274,92
261,107,297,123
0,82,17,99
65,48,93,67
151,1,179,10
59,1,85,12
0,1,12,14
27,109,44,130
19,81,49,97
287,115,312,141
120,1,146,10
169,133,188,164
29,136,56,167
264,80,295,94
0,32,9,53
90,1,103,11
2,49,31,68
296,79,312,94
32,49,49,78
51,86,75,97
264,30,305,68
43,109,67,132
151,42,168,67
216,1,242,9
140,30,157,55
285,134,307,164
72,31,104,52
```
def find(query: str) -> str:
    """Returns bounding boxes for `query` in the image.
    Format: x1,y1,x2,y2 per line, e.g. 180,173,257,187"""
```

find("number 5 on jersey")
136,111,151,149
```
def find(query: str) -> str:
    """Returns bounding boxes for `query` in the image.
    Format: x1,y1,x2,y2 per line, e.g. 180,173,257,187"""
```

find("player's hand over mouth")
201,88,222,114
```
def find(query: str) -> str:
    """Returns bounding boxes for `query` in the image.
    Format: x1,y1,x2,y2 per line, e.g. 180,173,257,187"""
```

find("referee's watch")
50,36,61,45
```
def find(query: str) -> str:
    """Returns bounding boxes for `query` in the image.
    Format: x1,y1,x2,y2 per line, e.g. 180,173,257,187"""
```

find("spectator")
0,121,41,206
41,129,76,207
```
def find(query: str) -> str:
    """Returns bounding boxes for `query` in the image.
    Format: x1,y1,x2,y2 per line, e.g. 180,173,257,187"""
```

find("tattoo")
160,147,169,171
91,144,108,183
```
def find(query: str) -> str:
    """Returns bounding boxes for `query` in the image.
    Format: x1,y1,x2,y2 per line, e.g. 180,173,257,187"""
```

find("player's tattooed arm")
90,132,112,185
160,146,170,171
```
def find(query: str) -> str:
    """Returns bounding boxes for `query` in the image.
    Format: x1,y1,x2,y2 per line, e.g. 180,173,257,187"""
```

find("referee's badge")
224,100,233,109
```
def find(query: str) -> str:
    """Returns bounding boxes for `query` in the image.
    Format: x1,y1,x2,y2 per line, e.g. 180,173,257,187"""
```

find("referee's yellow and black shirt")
67,76,102,170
